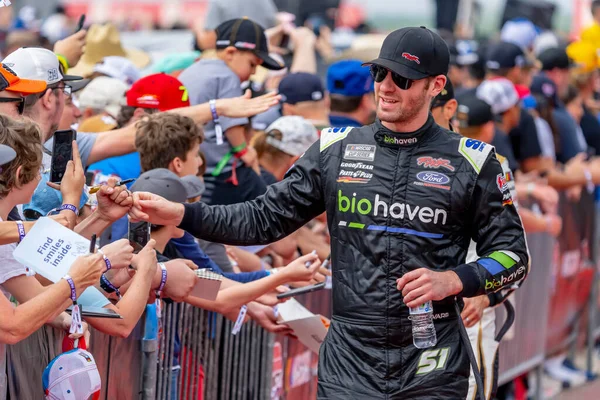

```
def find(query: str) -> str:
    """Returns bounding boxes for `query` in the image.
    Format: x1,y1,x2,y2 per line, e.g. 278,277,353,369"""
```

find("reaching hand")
256,286,290,307
100,239,134,270
47,141,85,207
53,30,87,68
461,295,490,328
216,90,281,119
246,301,294,336
280,253,321,283
131,239,158,274
162,259,198,302
396,269,463,309
67,253,106,294
129,191,186,226
96,177,134,222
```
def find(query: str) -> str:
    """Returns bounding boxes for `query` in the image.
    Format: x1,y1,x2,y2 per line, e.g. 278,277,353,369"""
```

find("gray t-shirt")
178,59,248,174
203,0,277,30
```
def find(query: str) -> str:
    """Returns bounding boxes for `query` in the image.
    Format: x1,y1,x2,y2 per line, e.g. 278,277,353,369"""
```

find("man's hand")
53,30,87,68
100,239,134,270
529,184,559,214
396,269,463,309
461,295,490,328
544,214,563,237
162,259,198,302
216,90,281,119
129,192,185,226
47,141,85,207
96,177,134,222
246,301,294,336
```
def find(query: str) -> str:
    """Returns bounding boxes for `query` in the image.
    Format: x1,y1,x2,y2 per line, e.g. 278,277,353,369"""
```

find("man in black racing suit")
130,27,529,399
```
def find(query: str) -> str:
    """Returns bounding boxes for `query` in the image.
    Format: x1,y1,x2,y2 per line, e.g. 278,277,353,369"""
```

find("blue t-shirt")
329,114,362,128
552,107,588,163
87,152,141,183
171,232,269,283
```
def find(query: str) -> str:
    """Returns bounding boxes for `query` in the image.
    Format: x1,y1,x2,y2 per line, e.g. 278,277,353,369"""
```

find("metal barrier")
5,191,600,400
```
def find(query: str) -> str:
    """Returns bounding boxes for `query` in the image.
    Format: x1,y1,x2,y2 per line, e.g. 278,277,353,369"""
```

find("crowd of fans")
2,0,600,399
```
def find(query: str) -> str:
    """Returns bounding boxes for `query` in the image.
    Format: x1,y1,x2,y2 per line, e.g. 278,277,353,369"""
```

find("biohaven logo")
484,266,526,290
337,190,447,225
383,135,417,145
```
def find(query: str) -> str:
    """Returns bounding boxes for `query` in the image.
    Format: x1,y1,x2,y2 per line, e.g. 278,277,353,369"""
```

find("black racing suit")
179,116,529,399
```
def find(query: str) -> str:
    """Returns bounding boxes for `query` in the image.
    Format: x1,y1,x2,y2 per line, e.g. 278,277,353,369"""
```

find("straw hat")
69,23,151,77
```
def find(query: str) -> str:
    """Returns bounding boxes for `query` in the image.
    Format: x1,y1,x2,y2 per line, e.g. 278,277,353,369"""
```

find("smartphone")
50,129,76,183
128,220,151,254
276,281,326,299
75,14,86,33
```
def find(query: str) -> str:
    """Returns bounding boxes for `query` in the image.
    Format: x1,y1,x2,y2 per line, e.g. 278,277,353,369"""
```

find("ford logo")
416,171,450,184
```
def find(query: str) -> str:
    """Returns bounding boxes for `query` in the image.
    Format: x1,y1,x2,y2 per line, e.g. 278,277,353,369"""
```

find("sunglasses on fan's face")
370,65,413,90
0,96,24,114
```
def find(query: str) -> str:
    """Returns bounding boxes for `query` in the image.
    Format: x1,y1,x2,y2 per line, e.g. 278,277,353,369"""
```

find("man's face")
448,65,465,88
48,83,68,132
0,90,24,119
229,50,262,83
58,95,82,130
375,70,433,124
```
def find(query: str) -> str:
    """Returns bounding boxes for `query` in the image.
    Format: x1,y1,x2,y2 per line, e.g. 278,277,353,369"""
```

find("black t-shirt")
492,128,519,172
509,110,543,162
580,106,600,156
260,167,278,186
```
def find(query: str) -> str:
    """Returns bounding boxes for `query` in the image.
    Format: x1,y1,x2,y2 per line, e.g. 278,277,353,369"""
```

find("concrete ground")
555,380,600,400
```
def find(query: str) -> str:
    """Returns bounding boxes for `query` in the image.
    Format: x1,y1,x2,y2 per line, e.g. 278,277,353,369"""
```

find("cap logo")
136,94,160,107
541,83,555,97
402,52,420,64
311,91,323,101
234,41,256,50
47,68,59,83
1,63,16,76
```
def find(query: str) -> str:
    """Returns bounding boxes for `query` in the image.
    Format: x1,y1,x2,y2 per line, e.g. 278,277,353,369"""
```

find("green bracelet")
231,142,247,153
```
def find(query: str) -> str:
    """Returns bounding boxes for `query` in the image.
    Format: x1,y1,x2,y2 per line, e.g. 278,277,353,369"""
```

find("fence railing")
5,190,600,400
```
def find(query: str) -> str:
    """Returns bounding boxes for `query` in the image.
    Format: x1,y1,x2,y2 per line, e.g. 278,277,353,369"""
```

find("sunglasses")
370,65,413,90
0,97,24,114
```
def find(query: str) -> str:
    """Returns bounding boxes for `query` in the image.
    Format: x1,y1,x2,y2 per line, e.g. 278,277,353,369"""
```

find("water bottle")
410,301,437,349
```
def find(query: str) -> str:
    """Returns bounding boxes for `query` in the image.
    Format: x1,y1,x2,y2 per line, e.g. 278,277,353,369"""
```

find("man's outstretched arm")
130,142,325,245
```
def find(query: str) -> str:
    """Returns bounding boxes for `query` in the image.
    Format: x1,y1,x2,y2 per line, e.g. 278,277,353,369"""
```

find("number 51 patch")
416,347,450,375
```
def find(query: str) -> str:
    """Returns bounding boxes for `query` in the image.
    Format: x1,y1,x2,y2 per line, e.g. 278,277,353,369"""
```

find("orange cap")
0,63,46,95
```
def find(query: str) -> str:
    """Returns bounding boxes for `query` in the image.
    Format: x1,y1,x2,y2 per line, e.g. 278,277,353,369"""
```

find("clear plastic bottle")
409,301,437,349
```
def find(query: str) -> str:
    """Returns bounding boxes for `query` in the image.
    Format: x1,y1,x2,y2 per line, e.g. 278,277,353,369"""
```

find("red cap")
126,73,190,111
514,84,531,100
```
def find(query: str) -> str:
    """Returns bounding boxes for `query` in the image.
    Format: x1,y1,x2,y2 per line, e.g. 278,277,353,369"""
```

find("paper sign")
13,217,106,302
13,217,92,283
277,299,328,354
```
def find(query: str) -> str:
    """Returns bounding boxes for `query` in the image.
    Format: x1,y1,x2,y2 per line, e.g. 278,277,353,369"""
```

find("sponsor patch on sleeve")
458,137,494,174
320,127,353,152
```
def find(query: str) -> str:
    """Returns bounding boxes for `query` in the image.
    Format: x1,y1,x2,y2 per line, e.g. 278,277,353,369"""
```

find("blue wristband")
16,221,25,242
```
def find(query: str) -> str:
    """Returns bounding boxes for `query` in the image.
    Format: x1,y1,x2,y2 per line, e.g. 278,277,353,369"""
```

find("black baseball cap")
455,90,494,128
279,73,325,105
538,46,573,71
364,26,450,80
431,79,455,109
215,18,285,71
486,41,534,70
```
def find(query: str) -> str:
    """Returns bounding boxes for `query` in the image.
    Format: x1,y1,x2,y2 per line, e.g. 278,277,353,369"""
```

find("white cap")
501,19,539,51
92,56,141,86
3,47,82,85
533,31,560,57
476,78,519,115
42,348,101,400
265,116,319,156
77,76,128,118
